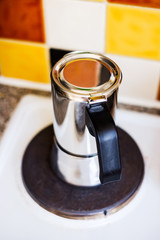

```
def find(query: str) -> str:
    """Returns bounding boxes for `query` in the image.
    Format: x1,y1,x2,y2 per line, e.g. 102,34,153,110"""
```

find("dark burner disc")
22,125,144,219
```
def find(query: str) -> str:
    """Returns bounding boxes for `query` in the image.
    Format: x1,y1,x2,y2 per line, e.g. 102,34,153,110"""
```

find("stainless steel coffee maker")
51,51,122,187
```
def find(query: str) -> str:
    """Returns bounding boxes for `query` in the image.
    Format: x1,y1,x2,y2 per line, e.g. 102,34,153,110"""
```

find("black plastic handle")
85,102,121,184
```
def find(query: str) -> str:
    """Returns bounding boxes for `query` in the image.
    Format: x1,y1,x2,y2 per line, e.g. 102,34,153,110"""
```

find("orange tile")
0,0,45,42
107,0,160,9
0,39,50,83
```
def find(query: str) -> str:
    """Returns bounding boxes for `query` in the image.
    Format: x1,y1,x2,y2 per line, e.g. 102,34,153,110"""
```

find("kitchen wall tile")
106,54,160,100
106,4,160,61
0,39,50,83
43,0,106,53
50,48,71,68
0,0,45,43
107,0,160,9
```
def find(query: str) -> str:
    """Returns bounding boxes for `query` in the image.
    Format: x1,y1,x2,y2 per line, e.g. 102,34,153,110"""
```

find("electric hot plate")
22,125,144,219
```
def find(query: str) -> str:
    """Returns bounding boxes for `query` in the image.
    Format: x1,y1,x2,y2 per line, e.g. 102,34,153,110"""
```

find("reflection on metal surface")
53,136,100,186
51,87,117,156
52,87,68,125
63,59,111,88
51,51,122,100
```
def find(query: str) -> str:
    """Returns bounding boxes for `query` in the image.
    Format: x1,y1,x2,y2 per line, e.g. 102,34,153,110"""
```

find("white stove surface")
0,95,160,240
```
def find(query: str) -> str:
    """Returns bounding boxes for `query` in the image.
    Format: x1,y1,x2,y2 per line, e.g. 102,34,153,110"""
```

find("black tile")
49,48,71,68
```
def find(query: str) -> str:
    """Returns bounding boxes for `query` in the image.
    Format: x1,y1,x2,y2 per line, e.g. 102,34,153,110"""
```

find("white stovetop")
0,95,160,240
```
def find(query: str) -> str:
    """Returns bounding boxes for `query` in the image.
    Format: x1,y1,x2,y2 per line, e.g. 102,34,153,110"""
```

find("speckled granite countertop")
0,83,160,141
0,84,51,140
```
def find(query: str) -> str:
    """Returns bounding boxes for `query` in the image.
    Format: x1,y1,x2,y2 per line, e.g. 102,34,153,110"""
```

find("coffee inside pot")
50,51,122,187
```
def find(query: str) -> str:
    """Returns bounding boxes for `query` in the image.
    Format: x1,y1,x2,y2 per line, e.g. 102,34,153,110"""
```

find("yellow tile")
106,5,160,60
0,39,50,83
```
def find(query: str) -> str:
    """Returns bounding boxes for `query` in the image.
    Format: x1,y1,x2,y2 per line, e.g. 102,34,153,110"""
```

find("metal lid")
51,51,122,102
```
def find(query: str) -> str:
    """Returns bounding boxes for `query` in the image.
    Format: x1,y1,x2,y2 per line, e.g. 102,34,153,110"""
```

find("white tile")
43,0,106,52
106,54,160,101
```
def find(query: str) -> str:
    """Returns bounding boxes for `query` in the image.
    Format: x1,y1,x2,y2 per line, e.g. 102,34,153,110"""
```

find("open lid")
51,51,122,102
